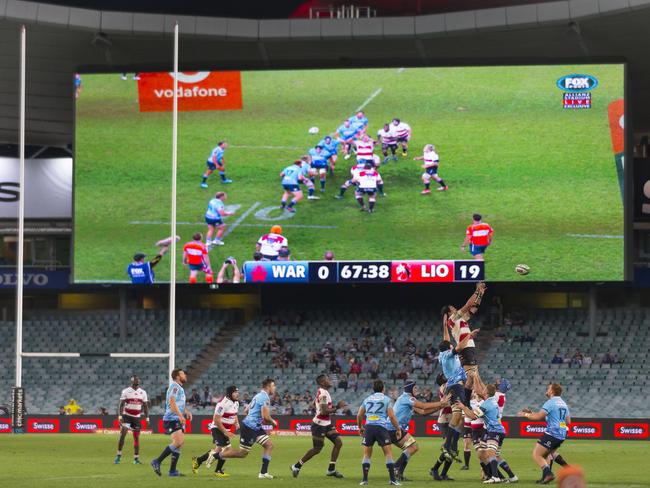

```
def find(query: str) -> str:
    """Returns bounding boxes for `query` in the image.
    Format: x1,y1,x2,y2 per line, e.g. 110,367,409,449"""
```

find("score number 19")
454,261,485,281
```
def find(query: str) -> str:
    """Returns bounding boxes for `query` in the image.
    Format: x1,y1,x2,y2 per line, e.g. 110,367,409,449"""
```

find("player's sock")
308,188,315,197
288,199,296,208
425,183,430,190
396,452,410,474
441,460,452,477
201,175,208,184
328,462,336,472
320,179,326,190
362,459,370,482
216,458,226,473
438,179,447,187
281,199,287,208
261,454,271,474
499,460,515,477
488,457,500,478
554,454,568,467
339,186,346,196
450,427,461,452
169,446,181,472
542,464,553,478
386,461,396,482
480,462,491,478
219,171,227,182
356,197,364,208
369,201,375,211
116,450,122,456
189,276,197,284
197,451,211,465
464,450,471,467
156,444,174,464
377,183,384,195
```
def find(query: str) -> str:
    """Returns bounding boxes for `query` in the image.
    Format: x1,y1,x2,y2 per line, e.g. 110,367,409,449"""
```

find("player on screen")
430,374,455,482
461,214,494,260
438,328,480,463
351,162,383,213
192,385,240,478
378,123,398,163
456,384,518,485
357,379,402,486
308,145,331,192
319,136,341,174
205,192,234,248
335,155,383,200
114,375,149,465
213,378,279,479
388,381,450,482
183,233,213,284
280,160,308,212
291,375,345,479
354,133,376,166
201,141,232,187
298,156,319,200
151,368,192,477
391,118,411,157
127,244,169,285
518,383,571,485
414,144,447,194
256,226,288,261
336,119,358,160
349,111,369,135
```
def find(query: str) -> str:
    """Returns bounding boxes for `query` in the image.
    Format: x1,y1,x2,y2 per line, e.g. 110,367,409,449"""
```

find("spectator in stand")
583,353,592,367
348,372,358,392
188,389,201,408
322,342,334,360
361,336,373,352
601,351,615,365
422,357,433,379
284,403,295,416
338,373,349,391
383,339,396,356
64,399,83,415
329,359,342,374
411,353,424,371
98,406,109,416
241,393,251,406
404,338,417,356
360,322,373,337
397,358,412,380
348,338,359,354
202,386,211,407
350,357,362,375
551,351,564,364
570,350,584,368
58,406,66,415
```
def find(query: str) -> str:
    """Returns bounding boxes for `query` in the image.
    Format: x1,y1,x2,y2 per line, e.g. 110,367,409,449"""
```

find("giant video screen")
74,65,625,284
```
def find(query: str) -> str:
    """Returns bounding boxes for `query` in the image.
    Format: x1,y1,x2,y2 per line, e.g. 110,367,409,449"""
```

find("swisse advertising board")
25,416,649,440
0,158,72,219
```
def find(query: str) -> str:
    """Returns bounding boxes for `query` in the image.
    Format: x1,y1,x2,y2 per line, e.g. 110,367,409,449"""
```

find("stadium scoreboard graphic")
243,260,484,283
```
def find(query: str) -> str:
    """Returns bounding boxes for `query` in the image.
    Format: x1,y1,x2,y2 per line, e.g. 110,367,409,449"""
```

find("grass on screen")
2,435,648,487
74,65,624,283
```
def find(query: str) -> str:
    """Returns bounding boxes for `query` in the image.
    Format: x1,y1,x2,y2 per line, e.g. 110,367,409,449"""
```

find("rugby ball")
515,264,530,275
308,126,320,135
155,235,181,247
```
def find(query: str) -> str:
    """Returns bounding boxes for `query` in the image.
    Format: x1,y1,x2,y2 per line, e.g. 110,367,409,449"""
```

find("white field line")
222,201,261,239
397,67,405,73
355,88,382,112
130,221,337,230
567,234,623,239
230,145,302,150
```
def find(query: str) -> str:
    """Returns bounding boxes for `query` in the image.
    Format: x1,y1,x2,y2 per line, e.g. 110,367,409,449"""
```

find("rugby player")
391,119,411,157
442,281,488,404
456,384,518,484
151,368,192,477
357,379,402,486
291,375,345,479
201,141,232,187
256,226,288,261
192,386,240,478
183,233,212,284
354,133,376,165
336,119,358,160
115,375,149,465
349,111,369,136
461,214,494,260
351,162,383,213
204,192,234,248
387,380,450,481
214,378,279,479
517,383,571,485
414,144,447,194
377,123,398,163
438,328,481,462
430,373,455,481
280,160,307,212
309,145,330,192
298,155,319,200
493,378,518,481
319,136,340,174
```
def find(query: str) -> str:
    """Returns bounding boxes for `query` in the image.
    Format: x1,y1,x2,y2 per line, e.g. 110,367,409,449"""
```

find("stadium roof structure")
1,0,650,146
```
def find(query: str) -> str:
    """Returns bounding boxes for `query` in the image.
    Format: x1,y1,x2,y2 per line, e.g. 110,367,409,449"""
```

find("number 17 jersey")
361,392,391,428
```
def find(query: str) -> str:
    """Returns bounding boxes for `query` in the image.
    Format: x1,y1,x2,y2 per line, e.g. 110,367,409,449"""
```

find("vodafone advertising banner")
137,71,243,112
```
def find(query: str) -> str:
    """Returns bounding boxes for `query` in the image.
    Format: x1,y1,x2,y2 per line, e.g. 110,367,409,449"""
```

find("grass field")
2,435,648,487
74,65,624,283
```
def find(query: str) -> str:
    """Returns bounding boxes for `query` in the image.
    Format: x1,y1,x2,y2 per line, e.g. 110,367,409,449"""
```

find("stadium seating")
1,307,649,417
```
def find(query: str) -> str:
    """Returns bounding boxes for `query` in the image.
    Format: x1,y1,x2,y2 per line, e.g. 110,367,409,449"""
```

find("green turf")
74,65,624,283
1,434,647,487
